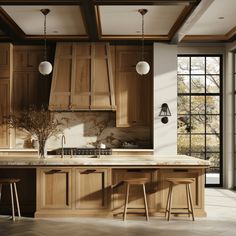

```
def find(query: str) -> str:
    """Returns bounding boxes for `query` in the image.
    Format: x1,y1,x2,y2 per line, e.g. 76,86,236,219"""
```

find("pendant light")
38,9,52,76
136,9,150,76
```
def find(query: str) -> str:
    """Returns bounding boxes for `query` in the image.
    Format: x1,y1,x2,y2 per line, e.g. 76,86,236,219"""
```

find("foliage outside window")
177,55,222,186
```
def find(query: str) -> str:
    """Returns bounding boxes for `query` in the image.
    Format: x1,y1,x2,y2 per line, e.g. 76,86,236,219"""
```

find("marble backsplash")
15,112,152,150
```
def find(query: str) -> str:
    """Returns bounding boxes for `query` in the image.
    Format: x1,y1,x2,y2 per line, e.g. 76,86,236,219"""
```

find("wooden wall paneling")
0,43,11,78
75,168,111,211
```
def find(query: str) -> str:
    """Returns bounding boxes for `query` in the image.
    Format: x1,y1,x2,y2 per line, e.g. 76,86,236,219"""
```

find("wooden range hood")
49,42,115,111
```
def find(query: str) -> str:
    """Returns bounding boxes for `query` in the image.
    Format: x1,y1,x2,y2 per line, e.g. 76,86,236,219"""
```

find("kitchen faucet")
61,134,66,158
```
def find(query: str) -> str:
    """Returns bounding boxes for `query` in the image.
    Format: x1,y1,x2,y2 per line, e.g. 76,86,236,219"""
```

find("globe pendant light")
39,9,52,75
136,9,150,76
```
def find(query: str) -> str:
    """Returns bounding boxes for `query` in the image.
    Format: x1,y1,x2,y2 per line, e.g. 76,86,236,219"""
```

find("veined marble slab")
0,155,209,167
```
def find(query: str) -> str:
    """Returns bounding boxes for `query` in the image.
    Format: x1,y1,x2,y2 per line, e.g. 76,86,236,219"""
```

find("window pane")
191,96,205,114
178,115,190,133
191,57,205,74
206,135,220,152
177,135,190,154
206,57,220,74
206,153,220,185
191,152,205,160
191,135,205,152
206,153,220,169
191,115,205,133
178,75,189,93
191,76,205,93
206,75,220,93
206,115,220,133
206,96,219,114
178,96,189,114
178,57,189,74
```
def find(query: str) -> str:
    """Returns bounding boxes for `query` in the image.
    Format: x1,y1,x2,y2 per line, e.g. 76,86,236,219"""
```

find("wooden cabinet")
0,43,12,148
49,42,115,111
13,46,51,111
115,46,152,127
112,169,157,213
36,167,111,217
75,168,111,211
37,168,72,210
157,168,205,215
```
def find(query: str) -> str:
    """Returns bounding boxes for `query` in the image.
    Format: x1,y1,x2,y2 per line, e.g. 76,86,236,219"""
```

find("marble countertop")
0,154,209,167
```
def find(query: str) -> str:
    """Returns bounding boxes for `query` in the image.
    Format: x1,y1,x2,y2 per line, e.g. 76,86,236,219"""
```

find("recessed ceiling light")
218,17,224,20
53,30,59,33
136,30,141,33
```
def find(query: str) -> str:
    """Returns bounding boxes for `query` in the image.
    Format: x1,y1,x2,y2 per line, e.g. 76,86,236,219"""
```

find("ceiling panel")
2,5,87,35
187,0,236,35
98,5,186,36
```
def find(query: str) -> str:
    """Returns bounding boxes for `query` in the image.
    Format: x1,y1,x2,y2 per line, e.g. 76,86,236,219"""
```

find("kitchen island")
0,154,209,218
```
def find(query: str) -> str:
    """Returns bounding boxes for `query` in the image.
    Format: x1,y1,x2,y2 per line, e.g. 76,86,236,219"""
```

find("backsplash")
15,112,151,150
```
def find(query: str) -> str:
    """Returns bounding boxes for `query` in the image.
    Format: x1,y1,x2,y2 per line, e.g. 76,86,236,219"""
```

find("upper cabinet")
13,46,51,111
49,42,116,111
0,43,12,148
115,45,152,127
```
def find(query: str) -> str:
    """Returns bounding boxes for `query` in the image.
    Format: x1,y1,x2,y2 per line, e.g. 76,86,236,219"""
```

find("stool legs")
123,183,130,221
10,183,15,221
165,183,195,221
142,183,149,221
13,183,21,218
187,184,195,221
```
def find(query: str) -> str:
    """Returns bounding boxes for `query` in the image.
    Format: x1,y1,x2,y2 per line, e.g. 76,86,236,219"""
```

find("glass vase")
38,139,47,158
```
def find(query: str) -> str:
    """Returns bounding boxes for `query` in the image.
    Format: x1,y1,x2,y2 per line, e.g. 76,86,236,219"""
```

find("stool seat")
166,178,194,185
123,178,148,185
0,178,21,184
123,177,149,221
0,178,21,221
165,177,195,221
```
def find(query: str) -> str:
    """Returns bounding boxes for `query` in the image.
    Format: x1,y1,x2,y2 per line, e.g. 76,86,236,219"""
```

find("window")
177,55,222,186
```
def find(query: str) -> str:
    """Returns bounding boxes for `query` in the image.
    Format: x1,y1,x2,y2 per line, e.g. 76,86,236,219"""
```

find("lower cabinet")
36,167,206,217
36,167,111,217
37,168,72,210
75,168,111,211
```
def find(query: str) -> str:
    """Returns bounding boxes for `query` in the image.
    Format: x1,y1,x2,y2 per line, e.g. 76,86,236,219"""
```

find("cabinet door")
14,47,44,71
158,169,205,211
112,169,157,212
13,72,40,111
37,168,72,209
0,43,12,78
115,46,152,127
75,168,110,210
0,80,10,147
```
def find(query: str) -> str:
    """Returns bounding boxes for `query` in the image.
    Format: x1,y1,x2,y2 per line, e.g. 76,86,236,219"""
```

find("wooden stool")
123,178,149,221
165,178,195,221
0,178,21,221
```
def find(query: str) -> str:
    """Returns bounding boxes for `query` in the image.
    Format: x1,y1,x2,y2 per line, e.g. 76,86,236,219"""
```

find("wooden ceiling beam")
0,7,25,40
0,0,81,5
171,0,214,44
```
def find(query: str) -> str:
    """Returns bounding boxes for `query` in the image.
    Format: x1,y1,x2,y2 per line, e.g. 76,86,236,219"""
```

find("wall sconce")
159,103,171,124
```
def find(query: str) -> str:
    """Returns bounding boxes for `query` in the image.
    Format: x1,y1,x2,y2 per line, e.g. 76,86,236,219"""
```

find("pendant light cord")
44,13,47,61
141,12,144,61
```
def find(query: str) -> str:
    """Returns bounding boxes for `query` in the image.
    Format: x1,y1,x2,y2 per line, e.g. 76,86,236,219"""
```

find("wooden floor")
0,188,236,236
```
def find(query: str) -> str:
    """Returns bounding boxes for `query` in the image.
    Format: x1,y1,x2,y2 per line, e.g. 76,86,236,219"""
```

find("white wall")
153,43,177,155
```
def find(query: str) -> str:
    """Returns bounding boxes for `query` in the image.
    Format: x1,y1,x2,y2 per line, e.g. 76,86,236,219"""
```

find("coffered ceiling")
0,0,236,43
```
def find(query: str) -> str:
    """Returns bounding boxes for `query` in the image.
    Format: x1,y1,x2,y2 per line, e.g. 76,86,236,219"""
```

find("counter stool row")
121,177,195,221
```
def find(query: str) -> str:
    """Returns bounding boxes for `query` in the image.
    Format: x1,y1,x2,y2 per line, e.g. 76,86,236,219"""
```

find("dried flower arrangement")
4,106,62,158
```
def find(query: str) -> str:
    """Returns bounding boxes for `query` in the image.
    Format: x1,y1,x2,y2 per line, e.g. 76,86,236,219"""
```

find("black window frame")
177,54,223,187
